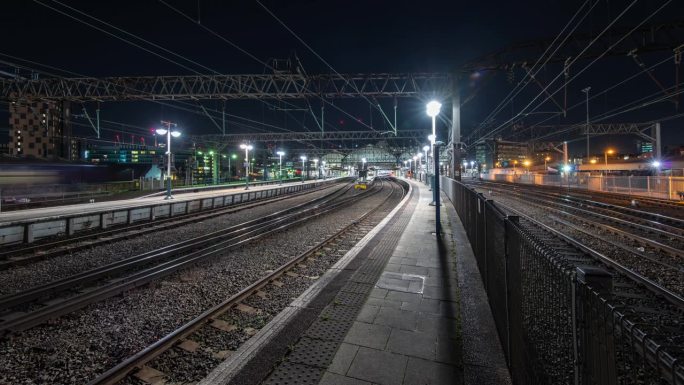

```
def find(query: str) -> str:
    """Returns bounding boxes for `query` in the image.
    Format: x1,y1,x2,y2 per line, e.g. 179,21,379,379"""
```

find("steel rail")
88,178,406,385
472,180,684,215
494,187,684,244
0,182,346,266
0,183,354,312
504,205,684,308
0,180,386,334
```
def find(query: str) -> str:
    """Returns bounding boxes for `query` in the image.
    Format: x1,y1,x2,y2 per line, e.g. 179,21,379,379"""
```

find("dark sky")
1,0,683,156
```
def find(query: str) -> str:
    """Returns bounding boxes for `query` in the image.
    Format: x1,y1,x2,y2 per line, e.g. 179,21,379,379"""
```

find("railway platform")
0,178,342,246
201,178,511,385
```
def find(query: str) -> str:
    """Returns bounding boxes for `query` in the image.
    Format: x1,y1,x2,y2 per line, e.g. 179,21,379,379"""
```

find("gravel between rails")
0,183,347,297
477,189,684,298
0,181,402,384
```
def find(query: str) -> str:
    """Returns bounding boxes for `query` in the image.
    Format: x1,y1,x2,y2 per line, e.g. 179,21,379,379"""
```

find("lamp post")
313,158,319,180
604,149,614,167
416,152,423,181
322,160,327,179
403,160,408,177
300,155,307,183
408,158,413,178
582,87,591,158
240,144,253,190
604,149,614,176
228,153,236,182
426,101,442,176
544,156,551,169
156,121,181,200
412,156,417,179
423,145,430,184
277,150,285,184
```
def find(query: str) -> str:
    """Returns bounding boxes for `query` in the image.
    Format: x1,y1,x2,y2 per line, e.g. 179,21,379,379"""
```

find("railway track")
475,184,683,297
506,204,684,307
469,179,684,218
501,205,684,385
87,178,406,385
0,180,380,336
0,181,348,269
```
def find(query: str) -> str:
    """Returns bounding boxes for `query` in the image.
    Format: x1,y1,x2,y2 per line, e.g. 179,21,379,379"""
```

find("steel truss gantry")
1,73,452,102
190,129,427,144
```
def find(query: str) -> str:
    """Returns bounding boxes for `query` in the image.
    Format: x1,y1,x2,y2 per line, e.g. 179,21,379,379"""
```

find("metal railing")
440,176,684,385
481,173,684,200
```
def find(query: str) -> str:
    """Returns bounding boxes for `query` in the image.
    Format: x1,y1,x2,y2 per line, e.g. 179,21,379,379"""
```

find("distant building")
477,139,528,168
8,101,71,159
637,140,653,155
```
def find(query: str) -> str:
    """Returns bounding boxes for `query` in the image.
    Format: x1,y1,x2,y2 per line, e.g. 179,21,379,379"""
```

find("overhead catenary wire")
254,0,383,119
470,0,647,146
35,0,309,136
512,52,679,141
470,0,598,141
0,53,295,137
158,0,382,134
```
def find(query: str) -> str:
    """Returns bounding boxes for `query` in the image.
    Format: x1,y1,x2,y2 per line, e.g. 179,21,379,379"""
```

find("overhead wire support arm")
374,97,397,135
628,48,676,108
80,106,100,138
196,101,223,132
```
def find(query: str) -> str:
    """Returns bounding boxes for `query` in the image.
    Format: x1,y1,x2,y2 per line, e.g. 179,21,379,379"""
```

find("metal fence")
481,173,684,200
440,176,684,385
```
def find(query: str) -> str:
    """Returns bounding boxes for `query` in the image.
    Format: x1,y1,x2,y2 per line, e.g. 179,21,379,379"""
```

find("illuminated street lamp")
300,155,307,183
412,156,417,178
240,144,253,190
523,159,531,173
156,121,181,200
426,102,441,177
407,158,413,178
322,160,327,179
652,160,661,176
604,149,614,168
276,150,285,184
313,158,319,179
544,156,551,169
228,153,237,181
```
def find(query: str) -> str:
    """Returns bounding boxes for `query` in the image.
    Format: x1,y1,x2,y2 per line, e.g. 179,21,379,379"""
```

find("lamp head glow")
652,160,661,168
426,100,442,117
361,157,366,163
313,158,318,163
170,130,181,138
209,151,214,155
428,134,436,143
231,154,237,159
155,128,168,135
563,165,572,173
300,155,307,161
463,160,468,166
240,144,253,150
417,152,423,158
276,151,285,156
423,145,430,152
470,161,475,166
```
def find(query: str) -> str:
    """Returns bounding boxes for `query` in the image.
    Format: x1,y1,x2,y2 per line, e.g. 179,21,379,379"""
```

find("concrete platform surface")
318,179,511,385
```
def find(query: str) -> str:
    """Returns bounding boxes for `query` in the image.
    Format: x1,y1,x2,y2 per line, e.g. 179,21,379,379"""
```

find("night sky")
1,0,683,156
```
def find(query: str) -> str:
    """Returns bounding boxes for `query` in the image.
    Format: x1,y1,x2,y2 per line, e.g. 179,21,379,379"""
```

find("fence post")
575,266,615,385
503,215,519,365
